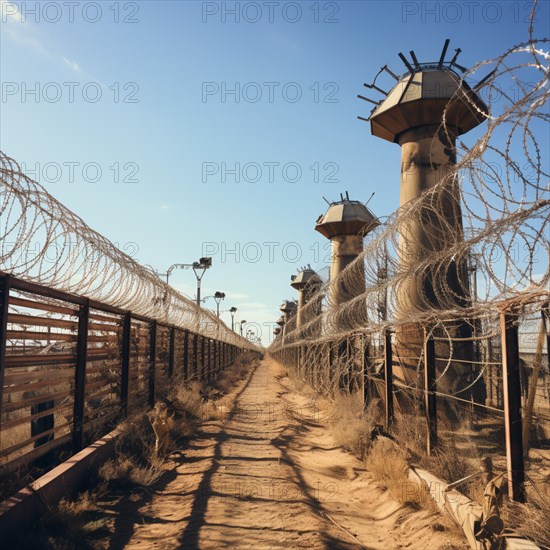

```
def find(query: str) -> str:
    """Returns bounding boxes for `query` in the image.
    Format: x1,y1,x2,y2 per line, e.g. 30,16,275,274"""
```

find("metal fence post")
500,310,526,502
168,326,175,378
384,329,394,429
201,336,206,382
423,327,437,455
183,330,189,381
193,333,198,380
206,338,211,383
149,321,157,408
73,300,90,453
213,340,218,377
120,312,131,418
0,275,11,434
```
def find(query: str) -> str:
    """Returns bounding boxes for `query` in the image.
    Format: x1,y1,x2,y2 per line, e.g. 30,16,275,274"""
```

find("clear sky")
1,0,548,344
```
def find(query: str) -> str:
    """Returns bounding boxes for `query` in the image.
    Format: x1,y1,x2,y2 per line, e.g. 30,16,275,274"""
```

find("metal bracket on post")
73,300,90,453
384,329,394,429
149,321,157,408
120,312,131,418
500,310,526,502
424,327,437,456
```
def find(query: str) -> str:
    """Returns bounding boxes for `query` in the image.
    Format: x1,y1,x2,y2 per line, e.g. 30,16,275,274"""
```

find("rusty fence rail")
0,271,255,480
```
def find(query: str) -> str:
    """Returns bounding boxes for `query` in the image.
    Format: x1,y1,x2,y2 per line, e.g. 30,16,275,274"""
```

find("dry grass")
14,489,111,550
99,456,163,490
328,392,377,460
393,412,426,459
366,436,446,521
502,485,550,549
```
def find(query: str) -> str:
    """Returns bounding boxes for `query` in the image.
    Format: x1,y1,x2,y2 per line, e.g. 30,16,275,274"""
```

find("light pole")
239,319,246,337
157,257,212,307
213,291,225,318
192,258,212,307
202,291,226,317
230,307,237,331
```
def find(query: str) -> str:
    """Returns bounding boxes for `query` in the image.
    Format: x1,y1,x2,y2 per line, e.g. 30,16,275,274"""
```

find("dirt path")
107,359,466,549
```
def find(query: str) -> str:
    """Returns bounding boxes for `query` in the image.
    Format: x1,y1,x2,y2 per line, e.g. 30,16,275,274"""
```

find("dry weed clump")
99,455,163,490
329,392,377,459
502,486,550,549
394,412,426,459
366,436,441,513
427,443,471,485
367,437,407,496
13,489,111,550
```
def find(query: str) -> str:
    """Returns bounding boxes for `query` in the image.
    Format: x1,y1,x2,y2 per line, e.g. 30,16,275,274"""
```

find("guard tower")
359,40,488,401
315,193,378,308
279,300,297,340
291,267,322,329
279,300,297,321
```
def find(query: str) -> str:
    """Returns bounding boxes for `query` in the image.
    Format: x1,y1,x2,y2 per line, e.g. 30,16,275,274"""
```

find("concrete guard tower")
315,193,379,312
279,300,297,341
315,193,378,392
291,267,322,329
359,40,488,402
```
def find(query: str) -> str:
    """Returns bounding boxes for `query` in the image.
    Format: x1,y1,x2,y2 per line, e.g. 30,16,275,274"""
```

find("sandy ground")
103,359,467,549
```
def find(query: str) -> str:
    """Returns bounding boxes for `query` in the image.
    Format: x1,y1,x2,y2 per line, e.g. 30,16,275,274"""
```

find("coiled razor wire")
271,11,549,399
0,153,256,349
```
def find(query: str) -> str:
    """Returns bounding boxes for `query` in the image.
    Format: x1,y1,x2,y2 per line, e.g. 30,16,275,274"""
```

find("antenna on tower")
449,48,467,72
438,39,450,68
345,191,350,200
357,94,381,106
365,192,375,206
473,69,497,92
364,82,388,95
449,48,461,65
409,50,421,70
398,52,414,73
322,196,331,206
382,65,399,81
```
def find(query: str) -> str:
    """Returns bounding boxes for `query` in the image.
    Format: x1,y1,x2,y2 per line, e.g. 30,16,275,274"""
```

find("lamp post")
239,319,246,337
230,307,237,331
157,257,212,307
202,291,226,317
192,258,212,307
213,291,225,318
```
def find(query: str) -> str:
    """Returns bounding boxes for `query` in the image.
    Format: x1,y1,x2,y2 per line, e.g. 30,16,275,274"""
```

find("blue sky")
1,0,548,343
